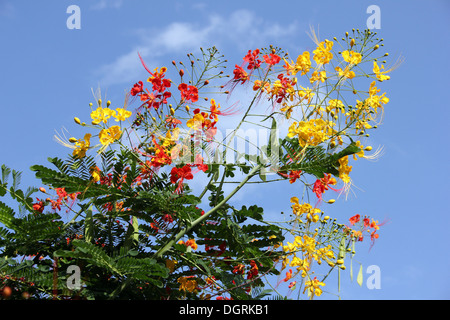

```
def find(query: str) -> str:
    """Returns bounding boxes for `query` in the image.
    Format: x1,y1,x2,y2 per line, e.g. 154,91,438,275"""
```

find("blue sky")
0,0,449,300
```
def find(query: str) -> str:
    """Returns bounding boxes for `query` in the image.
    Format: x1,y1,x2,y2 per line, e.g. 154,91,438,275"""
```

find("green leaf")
124,216,139,250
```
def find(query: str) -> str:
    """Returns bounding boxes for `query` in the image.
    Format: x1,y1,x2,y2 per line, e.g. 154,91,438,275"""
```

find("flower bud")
98,99,102,106
170,108,175,116
179,69,184,77
327,199,335,204
69,137,78,143
185,105,190,112
336,259,344,265
39,187,46,193
374,44,379,50
107,100,111,107
364,146,373,151
74,117,81,124
350,38,355,47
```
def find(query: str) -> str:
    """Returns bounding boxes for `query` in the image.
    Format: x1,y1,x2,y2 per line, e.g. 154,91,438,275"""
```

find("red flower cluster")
263,53,281,66
247,260,259,280
271,73,297,104
178,83,199,103
47,188,79,212
130,53,172,110
243,49,262,70
348,214,386,247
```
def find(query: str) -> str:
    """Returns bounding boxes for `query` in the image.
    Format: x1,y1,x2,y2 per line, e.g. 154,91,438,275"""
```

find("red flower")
247,260,259,280
349,214,360,226
243,49,262,70
32,198,45,213
232,65,249,84
130,81,144,96
263,53,281,66
313,173,339,200
178,83,199,103
278,170,302,184
170,165,194,193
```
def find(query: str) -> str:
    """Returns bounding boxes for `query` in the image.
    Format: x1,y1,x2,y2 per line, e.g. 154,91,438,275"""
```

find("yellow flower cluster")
290,197,321,223
287,119,335,147
281,234,336,278
91,106,132,125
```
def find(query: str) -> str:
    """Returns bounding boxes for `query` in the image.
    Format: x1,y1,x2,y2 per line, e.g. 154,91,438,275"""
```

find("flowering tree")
0,28,394,300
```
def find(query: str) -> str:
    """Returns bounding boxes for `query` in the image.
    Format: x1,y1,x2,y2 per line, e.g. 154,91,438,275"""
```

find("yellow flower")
297,87,315,103
287,119,335,147
309,70,327,84
99,126,122,146
342,50,362,65
352,141,365,160
113,108,132,122
327,99,345,114
290,198,320,222
166,259,178,273
186,113,205,131
284,51,311,76
177,276,197,293
304,277,325,298
335,66,355,79
338,156,352,183
373,61,390,81
91,107,116,124
90,166,101,182
72,133,91,159
367,81,389,112
312,39,333,65
290,256,310,277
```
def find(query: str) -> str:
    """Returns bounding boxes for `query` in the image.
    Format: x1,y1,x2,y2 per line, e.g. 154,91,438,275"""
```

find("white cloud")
94,9,301,86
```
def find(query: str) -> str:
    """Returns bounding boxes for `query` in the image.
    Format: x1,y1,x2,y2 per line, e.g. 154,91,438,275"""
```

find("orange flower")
283,269,293,282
